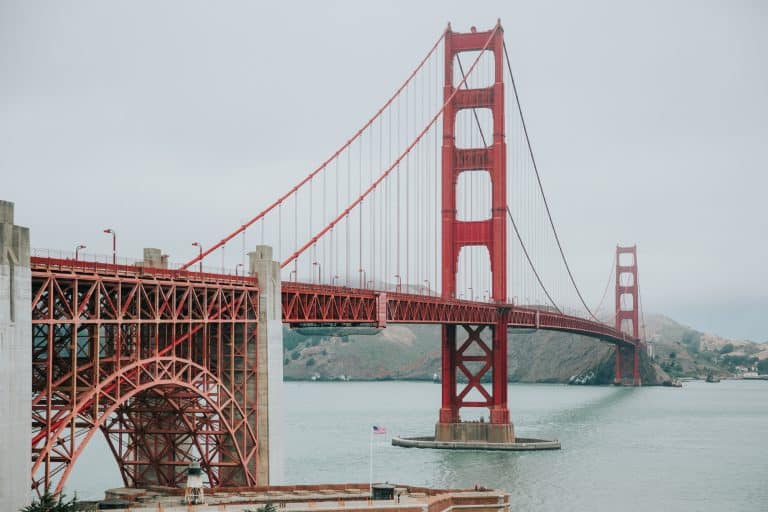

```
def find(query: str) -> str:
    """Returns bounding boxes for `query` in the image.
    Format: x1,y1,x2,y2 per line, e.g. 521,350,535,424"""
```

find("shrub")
21,491,77,512
718,343,734,355
306,357,316,367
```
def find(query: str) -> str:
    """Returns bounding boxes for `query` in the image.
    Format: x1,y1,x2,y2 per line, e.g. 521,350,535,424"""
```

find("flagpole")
369,426,373,496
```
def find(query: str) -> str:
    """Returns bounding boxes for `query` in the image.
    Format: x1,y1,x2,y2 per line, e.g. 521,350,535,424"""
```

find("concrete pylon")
0,200,31,510
248,245,283,485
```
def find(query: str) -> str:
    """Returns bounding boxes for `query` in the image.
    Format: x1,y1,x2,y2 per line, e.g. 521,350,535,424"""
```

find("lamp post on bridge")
468,287,473,301
235,263,244,277
424,280,431,296
394,274,401,293
332,274,340,286
103,228,116,265
313,261,322,284
74,244,86,261
359,268,366,288
289,269,297,282
191,242,203,272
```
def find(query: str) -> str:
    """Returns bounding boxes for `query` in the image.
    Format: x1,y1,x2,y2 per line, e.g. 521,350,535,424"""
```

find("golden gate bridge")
13,21,645,496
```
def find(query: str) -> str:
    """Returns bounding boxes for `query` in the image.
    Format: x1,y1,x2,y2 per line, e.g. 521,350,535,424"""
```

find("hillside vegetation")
282,314,766,384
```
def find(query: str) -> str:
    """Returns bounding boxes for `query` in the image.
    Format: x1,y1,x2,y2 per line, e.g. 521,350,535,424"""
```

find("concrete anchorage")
248,245,284,485
0,200,31,511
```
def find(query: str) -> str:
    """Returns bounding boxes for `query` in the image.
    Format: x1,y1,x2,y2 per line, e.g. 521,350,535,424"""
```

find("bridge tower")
438,22,514,442
614,245,641,385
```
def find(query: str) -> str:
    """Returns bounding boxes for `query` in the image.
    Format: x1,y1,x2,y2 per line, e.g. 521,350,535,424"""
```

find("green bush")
718,343,734,355
21,491,77,512
306,357,316,367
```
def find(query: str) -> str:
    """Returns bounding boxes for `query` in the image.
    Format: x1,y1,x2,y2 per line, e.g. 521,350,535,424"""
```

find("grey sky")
1,1,766,341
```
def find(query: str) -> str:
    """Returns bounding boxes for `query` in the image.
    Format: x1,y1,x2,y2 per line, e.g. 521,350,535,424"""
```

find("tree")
757,359,768,375
306,357,316,367
21,491,77,512
718,343,734,355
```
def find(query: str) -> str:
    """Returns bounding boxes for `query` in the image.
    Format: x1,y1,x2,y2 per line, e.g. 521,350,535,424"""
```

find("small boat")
705,373,721,383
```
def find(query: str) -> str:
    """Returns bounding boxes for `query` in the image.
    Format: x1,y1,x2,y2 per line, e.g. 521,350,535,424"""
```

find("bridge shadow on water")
426,385,640,494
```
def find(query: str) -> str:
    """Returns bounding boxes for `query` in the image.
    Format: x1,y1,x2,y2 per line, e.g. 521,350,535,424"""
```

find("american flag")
372,425,387,435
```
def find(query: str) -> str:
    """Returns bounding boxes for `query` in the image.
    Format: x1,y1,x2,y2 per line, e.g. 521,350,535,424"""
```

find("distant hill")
281,312,764,384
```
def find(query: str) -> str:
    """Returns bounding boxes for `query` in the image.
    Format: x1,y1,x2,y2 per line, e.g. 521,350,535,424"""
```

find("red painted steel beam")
30,257,260,494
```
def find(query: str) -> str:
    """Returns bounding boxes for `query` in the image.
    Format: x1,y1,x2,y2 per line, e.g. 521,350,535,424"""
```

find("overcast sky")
1,1,766,341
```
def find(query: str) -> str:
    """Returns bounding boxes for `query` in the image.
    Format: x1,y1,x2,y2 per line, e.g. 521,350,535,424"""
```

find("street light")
103,229,116,264
332,274,340,286
484,290,489,302
313,261,322,284
468,287,474,301
359,268,366,288
394,274,401,293
191,242,203,272
235,263,244,277
289,269,297,282
424,280,431,296
74,244,86,261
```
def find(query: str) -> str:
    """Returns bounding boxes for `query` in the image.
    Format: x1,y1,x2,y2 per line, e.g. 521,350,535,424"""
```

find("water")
69,380,768,510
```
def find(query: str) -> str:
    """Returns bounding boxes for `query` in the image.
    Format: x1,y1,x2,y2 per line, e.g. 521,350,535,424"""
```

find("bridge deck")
28,257,639,348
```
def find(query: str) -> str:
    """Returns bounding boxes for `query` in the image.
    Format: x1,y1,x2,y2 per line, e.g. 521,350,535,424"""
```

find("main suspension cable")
456,53,559,311
507,207,561,312
281,27,500,268
180,29,447,270
503,41,599,321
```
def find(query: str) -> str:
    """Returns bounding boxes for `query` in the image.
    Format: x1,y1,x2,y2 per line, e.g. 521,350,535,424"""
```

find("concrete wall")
249,246,284,485
0,200,31,510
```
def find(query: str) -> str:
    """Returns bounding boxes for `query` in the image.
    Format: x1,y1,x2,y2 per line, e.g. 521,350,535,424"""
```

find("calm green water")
69,380,768,510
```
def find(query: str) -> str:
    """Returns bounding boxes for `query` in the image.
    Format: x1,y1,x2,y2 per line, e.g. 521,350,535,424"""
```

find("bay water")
68,380,768,511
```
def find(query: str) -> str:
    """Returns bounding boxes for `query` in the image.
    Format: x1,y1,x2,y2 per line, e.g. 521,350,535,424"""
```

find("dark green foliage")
680,331,701,354
21,491,77,512
758,359,768,374
718,343,734,354
283,333,301,352
291,350,301,360
668,351,676,359
306,357,315,367
721,354,757,367
284,358,289,366
247,502,277,512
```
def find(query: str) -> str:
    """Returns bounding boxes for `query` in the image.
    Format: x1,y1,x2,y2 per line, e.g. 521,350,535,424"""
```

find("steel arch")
32,356,258,494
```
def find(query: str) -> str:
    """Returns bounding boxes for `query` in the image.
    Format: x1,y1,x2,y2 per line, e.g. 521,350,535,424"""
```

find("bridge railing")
31,249,258,286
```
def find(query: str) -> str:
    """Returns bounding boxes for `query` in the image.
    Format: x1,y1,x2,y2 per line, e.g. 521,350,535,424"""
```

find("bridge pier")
248,246,284,485
435,307,515,444
614,345,642,386
0,200,31,511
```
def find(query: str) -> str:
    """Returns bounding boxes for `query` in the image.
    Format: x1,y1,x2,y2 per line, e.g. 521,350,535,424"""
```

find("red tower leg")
615,245,642,386
438,22,512,440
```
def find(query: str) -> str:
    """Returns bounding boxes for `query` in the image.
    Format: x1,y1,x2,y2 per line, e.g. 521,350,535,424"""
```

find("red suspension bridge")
25,21,645,495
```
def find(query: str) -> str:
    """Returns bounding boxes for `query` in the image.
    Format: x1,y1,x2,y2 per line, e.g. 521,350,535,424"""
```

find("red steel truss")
282,282,638,346
30,257,260,494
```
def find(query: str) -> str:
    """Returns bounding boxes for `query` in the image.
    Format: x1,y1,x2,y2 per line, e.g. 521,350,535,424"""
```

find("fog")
1,1,766,340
